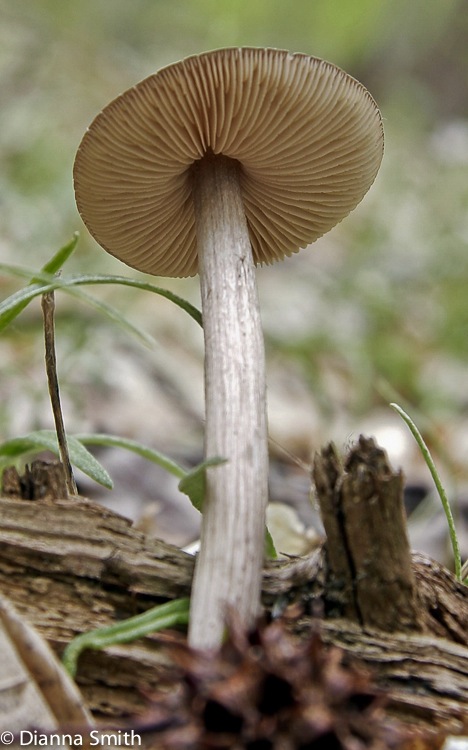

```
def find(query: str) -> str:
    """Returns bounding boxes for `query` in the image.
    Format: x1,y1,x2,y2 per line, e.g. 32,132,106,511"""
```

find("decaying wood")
313,436,422,631
0,493,193,717
0,439,467,731
311,437,466,644
2,461,68,501
310,436,467,731
0,594,93,731
305,619,468,731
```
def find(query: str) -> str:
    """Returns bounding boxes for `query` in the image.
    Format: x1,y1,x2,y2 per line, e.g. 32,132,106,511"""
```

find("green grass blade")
390,402,463,581
71,275,203,327
0,235,79,332
75,433,186,480
41,233,80,274
178,457,227,512
59,286,156,347
0,430,113,489
0,272,154,347
0,268,202,329
62,597,190,677
265,526,278,559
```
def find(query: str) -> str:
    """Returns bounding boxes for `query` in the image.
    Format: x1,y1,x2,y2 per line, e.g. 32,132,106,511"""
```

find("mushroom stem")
189,154,269,650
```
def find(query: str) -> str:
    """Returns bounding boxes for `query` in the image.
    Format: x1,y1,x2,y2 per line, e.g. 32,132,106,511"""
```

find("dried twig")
41,288,77,496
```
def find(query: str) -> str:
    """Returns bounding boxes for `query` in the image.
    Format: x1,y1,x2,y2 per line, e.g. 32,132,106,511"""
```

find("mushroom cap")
74,47,384,278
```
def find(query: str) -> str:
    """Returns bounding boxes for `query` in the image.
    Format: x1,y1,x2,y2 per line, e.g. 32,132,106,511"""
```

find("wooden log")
0,443,467,730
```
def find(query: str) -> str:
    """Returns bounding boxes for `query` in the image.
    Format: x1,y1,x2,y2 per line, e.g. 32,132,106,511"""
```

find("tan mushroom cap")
74,47,384,278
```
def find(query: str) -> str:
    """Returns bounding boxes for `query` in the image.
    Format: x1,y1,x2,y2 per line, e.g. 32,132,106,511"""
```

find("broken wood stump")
312,435,422,631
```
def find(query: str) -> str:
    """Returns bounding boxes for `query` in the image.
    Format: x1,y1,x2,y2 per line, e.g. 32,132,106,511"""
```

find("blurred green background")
1,0,468,492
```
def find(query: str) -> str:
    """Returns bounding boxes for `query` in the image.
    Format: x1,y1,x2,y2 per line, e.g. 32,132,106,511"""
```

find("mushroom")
74,47,384,649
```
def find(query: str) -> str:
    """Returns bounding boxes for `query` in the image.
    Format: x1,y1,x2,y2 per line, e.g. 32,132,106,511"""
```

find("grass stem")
390,402,462,581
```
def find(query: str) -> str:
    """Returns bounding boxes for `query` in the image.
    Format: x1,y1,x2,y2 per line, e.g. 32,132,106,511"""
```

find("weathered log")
0,442,467,731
